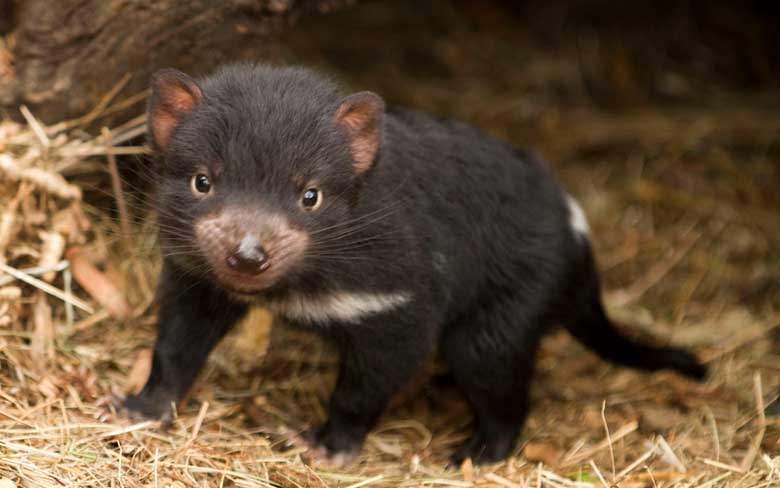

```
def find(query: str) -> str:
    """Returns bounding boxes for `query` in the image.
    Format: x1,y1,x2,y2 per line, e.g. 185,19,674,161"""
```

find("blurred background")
0,1,779,486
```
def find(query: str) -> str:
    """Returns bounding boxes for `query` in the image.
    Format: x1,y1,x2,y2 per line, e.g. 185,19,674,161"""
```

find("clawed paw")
448,428,518,467
304,444,359,468
122,391,177,425
284,425,361,468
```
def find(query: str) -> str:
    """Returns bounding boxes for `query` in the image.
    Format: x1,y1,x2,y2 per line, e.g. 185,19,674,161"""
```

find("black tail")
564,254,707,380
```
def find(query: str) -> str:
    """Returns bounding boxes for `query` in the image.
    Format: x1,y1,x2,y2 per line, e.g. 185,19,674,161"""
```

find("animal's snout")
195,210,310,292
226,235,269,275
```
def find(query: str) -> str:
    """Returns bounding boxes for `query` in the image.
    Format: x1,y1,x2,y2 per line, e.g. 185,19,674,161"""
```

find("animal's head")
147,65,385,295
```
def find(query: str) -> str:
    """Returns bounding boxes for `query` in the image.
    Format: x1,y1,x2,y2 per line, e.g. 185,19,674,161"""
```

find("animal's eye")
192,173,212,195
301,188,321,210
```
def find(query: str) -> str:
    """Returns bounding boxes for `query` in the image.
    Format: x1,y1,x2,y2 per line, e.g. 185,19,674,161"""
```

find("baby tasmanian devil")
125,63,706,465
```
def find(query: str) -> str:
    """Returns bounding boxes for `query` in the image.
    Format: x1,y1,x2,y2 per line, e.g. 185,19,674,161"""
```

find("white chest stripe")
566,195,590,239
268,291,412,324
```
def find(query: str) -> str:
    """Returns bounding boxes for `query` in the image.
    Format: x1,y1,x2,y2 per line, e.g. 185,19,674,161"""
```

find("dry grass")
2,6,780,484
1,91,779,488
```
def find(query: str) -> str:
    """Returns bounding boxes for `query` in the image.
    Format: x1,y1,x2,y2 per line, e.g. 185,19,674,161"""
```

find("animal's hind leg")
441,298,543,465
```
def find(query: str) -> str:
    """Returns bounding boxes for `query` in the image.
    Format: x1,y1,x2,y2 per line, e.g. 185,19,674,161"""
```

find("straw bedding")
1,21,779,487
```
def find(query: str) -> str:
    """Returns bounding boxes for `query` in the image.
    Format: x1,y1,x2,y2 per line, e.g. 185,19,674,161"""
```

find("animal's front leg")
124,260,248,420
311,320,432,457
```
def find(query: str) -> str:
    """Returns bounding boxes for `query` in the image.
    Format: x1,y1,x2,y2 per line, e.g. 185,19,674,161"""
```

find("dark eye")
192,173,212,194
301,188,321,210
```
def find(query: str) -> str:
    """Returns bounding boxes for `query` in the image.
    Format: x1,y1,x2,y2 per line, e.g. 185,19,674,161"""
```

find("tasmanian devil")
125,63,706,465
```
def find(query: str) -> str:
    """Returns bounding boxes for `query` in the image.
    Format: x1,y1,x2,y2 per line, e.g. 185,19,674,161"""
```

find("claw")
284,426,360,468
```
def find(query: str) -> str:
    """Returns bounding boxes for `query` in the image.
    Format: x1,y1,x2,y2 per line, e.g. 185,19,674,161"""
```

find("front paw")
448,424,520,467
123,389,177,423
295,423,363,467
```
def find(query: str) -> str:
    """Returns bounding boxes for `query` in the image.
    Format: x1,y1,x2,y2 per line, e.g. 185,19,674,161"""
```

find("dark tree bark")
0,0,354,123
0,0,13,35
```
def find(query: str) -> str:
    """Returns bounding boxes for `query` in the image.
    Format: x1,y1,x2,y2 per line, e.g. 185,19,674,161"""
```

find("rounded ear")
147,68,203,151
334,91,385,175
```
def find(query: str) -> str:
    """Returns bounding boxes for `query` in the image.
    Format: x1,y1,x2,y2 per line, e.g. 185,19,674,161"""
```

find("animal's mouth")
210,267,280,295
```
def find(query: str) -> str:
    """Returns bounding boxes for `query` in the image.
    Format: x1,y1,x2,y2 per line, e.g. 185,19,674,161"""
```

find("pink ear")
148,69,203,151
334,91,385,175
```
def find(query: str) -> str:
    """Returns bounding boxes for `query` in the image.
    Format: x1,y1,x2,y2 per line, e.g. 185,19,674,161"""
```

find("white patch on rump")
267,290,412,324
565,194,590,239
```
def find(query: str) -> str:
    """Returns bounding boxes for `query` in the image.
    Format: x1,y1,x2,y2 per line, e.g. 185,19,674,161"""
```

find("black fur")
126,63,706,465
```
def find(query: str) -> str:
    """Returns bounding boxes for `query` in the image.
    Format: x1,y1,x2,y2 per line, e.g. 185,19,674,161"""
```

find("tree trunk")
0,0,353,124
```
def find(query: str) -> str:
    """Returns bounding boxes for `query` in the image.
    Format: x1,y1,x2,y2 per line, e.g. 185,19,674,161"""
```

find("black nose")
226,236,269,275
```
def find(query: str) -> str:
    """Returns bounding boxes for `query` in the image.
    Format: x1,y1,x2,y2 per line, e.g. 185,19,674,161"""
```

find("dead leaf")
31,291,54,362
125,348,152,395
524,441,561,465
66,246,130,319
461,457,474,482
52,203,89,244
640,405,683,432
0,189,22,256
0,154,82,200
38,231,65,282
38,375,60,399
0,286,21,301
582,407,603,429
